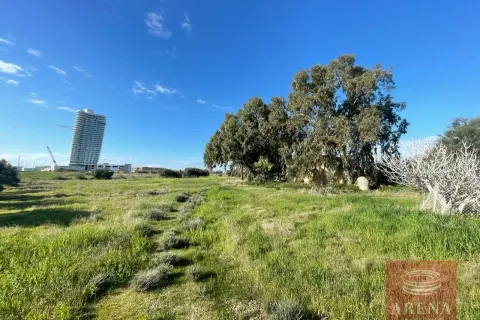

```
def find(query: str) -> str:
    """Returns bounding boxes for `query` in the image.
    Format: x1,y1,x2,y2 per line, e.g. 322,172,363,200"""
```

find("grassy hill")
0,172,479,319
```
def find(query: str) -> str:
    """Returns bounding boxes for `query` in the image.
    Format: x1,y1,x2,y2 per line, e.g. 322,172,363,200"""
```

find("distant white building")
96,163,132,173
69,109,106,171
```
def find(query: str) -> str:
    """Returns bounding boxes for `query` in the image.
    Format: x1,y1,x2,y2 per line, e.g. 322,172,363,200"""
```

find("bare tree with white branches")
377,140,480,215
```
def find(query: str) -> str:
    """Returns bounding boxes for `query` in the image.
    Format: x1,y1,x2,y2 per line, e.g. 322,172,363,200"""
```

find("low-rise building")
96,163,132,173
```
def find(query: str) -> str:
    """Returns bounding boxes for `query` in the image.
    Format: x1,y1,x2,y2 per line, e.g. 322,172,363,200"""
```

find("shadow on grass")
0,199,66,211
0,207,90,227
0,194,52,202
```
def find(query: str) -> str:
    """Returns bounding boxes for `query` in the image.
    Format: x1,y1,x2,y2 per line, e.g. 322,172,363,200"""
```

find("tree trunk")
241,165,244,180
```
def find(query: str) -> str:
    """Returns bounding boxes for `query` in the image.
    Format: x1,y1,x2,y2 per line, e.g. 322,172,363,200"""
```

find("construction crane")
46,146,58,166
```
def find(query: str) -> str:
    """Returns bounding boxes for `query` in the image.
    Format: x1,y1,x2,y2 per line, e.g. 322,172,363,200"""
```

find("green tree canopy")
441,117,480,155
204,54,409,184
285,54,408,182
0,159,20,192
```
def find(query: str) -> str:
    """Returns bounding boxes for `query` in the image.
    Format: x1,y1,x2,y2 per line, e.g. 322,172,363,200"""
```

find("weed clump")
53,192,68,198
268,301,307,320
186,265,214,282
134,220,155,237
148,209,166,221
147,189,170,196
151,252,190,267
83,273,114,301
131,265,171,291
175,193,190,203
159,203,175,213
158,230,188,250
182,217,205,231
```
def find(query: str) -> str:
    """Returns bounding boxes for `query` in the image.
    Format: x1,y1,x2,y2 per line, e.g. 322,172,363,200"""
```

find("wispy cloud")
27,48,43,57
156,84,178,95
145,12,172,39
181,13,191,35
0,37,15,46
181,95,186,98
56,106,76,113
165,47,176,58
132,81,156,97
5,79,19,85
48,65,67,76
212,104,233,111
26,98,46,106
73,66,92,78
0,60,24,75
197,99,206,105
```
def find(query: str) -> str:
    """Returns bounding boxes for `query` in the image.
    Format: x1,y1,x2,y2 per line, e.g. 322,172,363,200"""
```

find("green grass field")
0,172,479,319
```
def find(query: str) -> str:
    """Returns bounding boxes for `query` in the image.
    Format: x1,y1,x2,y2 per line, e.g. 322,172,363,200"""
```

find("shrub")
131,265,171,292
54,175,69,180
158,168,183,178
268,301,306,320
158,230,188,250
74,174,87,180
0,159,20,192
83,273,114,301
175,193,190,203
188,193,206,205
159,203,175,213
147,189,170,196
182,217,205,231
134,220,155,237
148,209,166,221
186,265,213,282
183,167,210,177
53,192,68,198
151,252,190,267
93,169,114,180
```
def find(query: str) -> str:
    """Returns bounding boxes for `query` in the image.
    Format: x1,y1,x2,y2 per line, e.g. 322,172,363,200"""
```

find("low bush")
158,230,188,250
159,203,175,213
151,252,190,267
131,265,171,292
186,265,214,282
158,168,183,178
93,169,114,180
182,217,205,231
183,167,210,177
134,220,155,237
267,301,306,320
83,273,114,301
175,193,190,203
54,175,69,180
75,174,87,180
148,209,166,221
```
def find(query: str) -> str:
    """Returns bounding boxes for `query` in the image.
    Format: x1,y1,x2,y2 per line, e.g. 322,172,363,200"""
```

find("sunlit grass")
1,172,479,319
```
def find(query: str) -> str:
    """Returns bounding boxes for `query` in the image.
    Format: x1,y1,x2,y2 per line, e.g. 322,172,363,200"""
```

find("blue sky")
1,0,479,168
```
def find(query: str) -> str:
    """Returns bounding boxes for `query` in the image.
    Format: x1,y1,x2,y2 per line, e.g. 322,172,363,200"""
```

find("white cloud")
73,65,92,78
27,48,43,57
212,104,233,111
0,37,15,46
145,12,172,39
0,60,24,75
156,84,178,95
132,80,156,96
56,106,76,113
197,99,206,105
48,65,67,76
26,98,46,106
5,79,19,85
165,47,176,58
181,13,191,34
